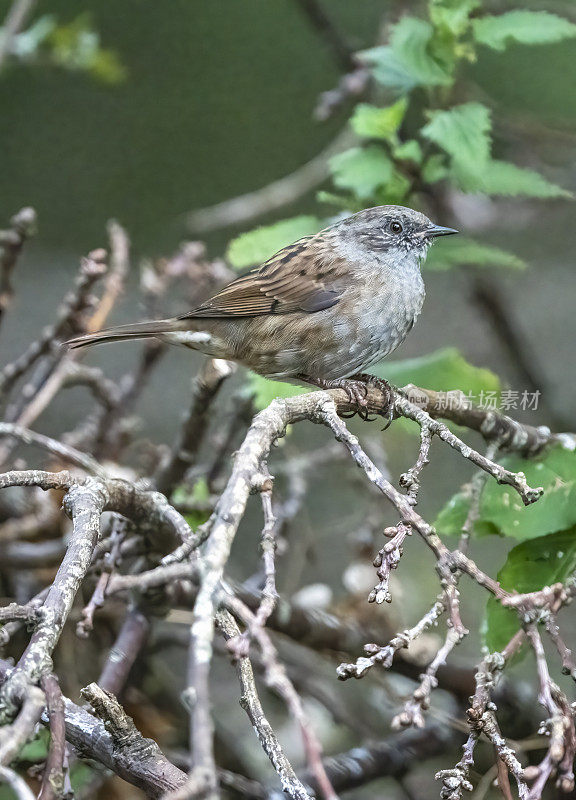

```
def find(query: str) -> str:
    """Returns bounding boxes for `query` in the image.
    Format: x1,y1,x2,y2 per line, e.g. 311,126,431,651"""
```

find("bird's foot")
346,374,396,428
299,374,369,418
299,374,395,425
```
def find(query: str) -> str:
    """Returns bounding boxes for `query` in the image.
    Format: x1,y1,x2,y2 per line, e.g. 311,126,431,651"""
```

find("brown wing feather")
180,234,345,319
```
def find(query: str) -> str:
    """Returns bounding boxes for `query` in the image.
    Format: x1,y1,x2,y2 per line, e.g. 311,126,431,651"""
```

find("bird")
68,205,457,416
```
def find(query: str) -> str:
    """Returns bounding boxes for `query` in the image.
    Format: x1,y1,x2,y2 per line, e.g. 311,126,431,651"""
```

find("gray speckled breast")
299,252,425,380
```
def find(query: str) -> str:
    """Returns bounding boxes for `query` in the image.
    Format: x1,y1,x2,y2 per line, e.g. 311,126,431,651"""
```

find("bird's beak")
425,224,459,238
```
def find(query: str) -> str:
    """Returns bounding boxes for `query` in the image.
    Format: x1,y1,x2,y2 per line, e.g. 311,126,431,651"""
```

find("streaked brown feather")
179,234,346,319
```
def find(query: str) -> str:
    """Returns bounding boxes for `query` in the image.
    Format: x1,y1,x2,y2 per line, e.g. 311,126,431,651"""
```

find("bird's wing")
180,235,346,319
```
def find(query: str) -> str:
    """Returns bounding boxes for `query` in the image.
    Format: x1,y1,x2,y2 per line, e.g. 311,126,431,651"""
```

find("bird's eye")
390,221,403,234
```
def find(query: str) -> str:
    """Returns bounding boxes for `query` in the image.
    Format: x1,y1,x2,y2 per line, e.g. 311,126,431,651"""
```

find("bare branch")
0,207,36,326
0,766,36,800
1,479,107,713
155,358,234,496
38,674,66,800
0,248,107,403
186,128,354,233
0,421,106,476
216,610,313,800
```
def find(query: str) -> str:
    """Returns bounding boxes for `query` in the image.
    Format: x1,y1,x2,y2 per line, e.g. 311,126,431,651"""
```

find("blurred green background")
0,0,575,251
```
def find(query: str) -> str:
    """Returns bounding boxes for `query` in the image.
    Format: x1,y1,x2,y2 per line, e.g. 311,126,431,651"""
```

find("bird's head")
336,205,458,263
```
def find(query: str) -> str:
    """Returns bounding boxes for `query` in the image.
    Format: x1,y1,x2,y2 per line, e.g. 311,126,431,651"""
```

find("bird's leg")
297,374,371,420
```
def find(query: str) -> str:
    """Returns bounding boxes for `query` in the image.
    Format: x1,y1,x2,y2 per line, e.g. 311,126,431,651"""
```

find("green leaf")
422,103,492,182
422,154,449,184
226,216,322,270
359,45,418,93
70,762,99,794
172,478,210,507
48,14,126,84
359,18,452,92
393,139,423,164
435,489,496,539
430,0,480,36
351,99,408,141
172,479,211,527
87,49,127,84
248,374,307,412
457,160,572,199
14,729,49,762
376,168,412,205
316,191,359,213
484,529,576,654
436,446,576,541
425,236,526,271
373,347,500,396
391,17,454,86
421,107,571,199
330,146,394,200
473,11,576,52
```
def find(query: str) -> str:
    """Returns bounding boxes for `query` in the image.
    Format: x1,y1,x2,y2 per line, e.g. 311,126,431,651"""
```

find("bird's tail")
67,319,185,349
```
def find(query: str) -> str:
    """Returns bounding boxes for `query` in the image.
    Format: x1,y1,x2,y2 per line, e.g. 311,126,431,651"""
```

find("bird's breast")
343,266,424,351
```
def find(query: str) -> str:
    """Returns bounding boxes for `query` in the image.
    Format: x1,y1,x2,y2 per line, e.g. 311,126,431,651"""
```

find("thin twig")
216,610,313,800
38,674,66,800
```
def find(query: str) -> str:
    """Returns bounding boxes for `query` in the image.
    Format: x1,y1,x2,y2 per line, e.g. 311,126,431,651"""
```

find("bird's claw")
362,375,395,429
340,381,370,420
343,374,395,427
299,374,395,426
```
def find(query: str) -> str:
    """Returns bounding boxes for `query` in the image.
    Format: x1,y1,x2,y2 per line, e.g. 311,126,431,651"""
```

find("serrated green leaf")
391,17,454,86
359,18,453,92
226,216,322,270
330,146,394,200
373,347,500,396
351,99,408,141
422,103,492,182
422,107,571,199
248,374,307,412
425,236,526,271
436,446,576,541
473,11,576,52
458,160,572,199
484,529,576,655
359,45,418,93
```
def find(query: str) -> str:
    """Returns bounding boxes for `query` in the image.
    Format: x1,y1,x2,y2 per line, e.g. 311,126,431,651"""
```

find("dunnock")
68,205,457,413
